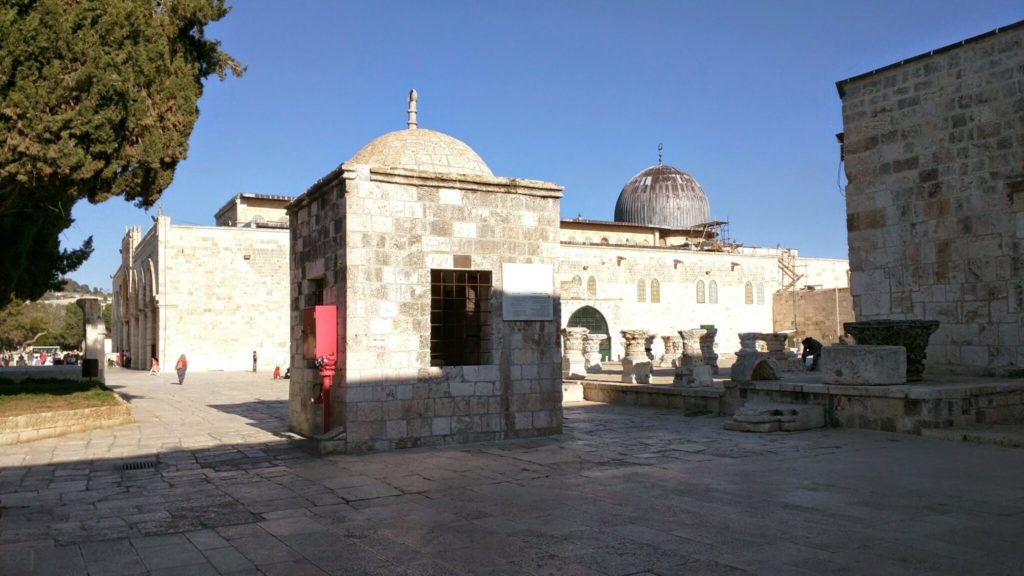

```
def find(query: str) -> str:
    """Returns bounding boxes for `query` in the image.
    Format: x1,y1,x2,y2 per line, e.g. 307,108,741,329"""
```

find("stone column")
583,333,606,371
77,298,106,382
700,327,719,374
662,335,683,367
763,333,789,371
674,329,712,387
731,332,780,383
620,330,652,384
561,327,589,379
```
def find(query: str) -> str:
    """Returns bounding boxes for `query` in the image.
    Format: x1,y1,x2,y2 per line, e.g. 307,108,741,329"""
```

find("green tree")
55,302,84,349
0,299,52,350
0,0,243,309
101,302,112,334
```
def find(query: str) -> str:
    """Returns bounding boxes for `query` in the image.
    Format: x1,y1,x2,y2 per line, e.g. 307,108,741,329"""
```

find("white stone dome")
349,128,492,177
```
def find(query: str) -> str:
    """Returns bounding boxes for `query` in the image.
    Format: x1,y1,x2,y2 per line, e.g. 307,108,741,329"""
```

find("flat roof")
214,193,295,219
560,217,727,234
836,19,1024,98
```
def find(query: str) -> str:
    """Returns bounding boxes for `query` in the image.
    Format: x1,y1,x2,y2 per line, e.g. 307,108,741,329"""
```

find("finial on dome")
658,143,663,165
407,89,418,130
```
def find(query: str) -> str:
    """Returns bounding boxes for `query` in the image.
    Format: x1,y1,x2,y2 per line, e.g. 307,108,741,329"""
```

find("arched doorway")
567,306,612,361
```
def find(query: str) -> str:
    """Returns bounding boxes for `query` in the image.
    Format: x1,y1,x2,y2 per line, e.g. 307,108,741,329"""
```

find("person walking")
174,354,188,384
252,350,258,373
149,356,160,375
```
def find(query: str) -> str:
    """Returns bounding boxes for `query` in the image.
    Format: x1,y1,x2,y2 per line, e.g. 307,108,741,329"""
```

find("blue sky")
62,0,1023,290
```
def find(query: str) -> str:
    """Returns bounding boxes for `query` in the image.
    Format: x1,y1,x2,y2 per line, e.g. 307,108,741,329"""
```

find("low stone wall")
0,366,88,383
0,395,133,445
582,381,726,415
730,379,1024,434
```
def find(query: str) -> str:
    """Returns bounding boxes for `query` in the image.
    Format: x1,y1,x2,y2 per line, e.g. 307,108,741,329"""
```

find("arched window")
600,237,609,245
696,280,706,304
636,279,646,302
650,279,660,303
572,275,582,288
587,276,597,297
709,280,718,304
756,283,765,305
745,282,754,305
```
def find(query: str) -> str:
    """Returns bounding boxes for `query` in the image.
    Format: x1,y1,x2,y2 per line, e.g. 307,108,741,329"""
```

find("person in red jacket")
174,354,188,384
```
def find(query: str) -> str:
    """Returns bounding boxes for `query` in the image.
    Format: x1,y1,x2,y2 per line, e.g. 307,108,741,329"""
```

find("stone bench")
821,345,907,385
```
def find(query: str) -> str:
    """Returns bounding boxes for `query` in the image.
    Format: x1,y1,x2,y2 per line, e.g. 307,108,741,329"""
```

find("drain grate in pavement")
121,459,157,471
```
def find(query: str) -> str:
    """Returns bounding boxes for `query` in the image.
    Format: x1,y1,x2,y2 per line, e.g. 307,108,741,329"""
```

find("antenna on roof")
407,89,418,130
658,143,663,165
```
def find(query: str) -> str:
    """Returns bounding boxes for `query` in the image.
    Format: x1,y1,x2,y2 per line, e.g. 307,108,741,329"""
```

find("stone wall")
287,168,347,436
557,244,779,358
289,164,564,451
557,245,849,357
773,287,854,344
160,224,290,371
839,23,1024,375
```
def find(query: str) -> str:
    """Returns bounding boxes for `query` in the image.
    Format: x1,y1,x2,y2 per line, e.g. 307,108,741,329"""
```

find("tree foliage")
0,298,108,350
0,0,243,309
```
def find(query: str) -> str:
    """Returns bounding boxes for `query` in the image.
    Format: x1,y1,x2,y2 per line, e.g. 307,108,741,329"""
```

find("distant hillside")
35,279,111,306
59,278,109,296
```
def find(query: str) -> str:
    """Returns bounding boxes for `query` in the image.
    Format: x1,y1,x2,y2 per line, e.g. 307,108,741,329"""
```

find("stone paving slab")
0,368,1022,575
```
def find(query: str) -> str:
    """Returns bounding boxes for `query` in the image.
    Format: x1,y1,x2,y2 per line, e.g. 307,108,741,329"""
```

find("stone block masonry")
289,163,565,452
838,22,1024,376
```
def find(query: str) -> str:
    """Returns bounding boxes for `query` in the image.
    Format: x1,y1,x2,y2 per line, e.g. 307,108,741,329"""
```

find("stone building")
288,91,564,451
111,194,292,372
557,164,850,359
838,20,1024,375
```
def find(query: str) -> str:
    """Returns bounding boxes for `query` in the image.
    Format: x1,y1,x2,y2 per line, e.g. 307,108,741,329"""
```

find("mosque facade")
110,194,292,373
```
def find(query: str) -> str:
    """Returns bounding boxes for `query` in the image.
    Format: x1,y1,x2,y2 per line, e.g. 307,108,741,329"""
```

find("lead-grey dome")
613,164,710,229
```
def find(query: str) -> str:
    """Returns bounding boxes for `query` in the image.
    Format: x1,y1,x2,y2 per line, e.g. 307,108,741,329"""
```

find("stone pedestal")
76,298,107,383
662,335,683,368
620,330,652,384
763,333,790,371
731,332,780,383
723,402,824,432
561,327,588,380
700,328,719,374
844,320,940,382
674,329,712,387
583,333,606,371
821,345,907,385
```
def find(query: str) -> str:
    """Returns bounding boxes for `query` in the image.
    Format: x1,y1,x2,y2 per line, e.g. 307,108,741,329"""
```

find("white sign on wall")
502,263,554,321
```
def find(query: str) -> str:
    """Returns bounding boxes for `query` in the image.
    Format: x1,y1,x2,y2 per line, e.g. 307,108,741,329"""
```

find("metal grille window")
745,282,754,305
430,269,491,366
709,280,718,304
650,279,661,303
756,283,765,305
696,280,706,304
587,276,597,297
636,279,646,302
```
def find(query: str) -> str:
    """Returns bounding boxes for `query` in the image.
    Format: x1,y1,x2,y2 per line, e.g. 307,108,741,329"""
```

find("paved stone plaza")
1,370,1022,575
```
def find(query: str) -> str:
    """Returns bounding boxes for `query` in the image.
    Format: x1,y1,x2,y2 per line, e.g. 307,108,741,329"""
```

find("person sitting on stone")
801,337,823,371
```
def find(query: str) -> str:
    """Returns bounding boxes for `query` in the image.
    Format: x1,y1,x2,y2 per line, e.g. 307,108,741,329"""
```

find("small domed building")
288,91,565,452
